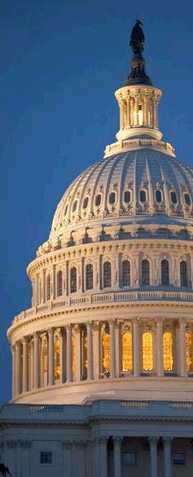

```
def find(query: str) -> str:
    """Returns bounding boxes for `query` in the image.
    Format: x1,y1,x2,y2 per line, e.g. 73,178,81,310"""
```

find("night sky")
1,0,193,404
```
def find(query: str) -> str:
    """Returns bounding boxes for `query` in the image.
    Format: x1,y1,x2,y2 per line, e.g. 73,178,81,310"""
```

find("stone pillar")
12,345,16,399
20,440,31,476
30,340,34,390
74,325,81,382
179,318,187,377
22,337,28,393
110,319,116,378
15,341,21,396
60,327,66,383
163,437,172,477
126,94,130,126
114,437,122,477
149,436,159,477
133,318,140,376
75,441,85,476
135,95,139,125
93,322,100,379
87,322,93,380
34,332,40,389
48,328,54,386
99,437,108,477
119,100,124,129
6,440,17,476
144,94,148,126
115,322,121,377
66,324,72,382
93,439,99,477
62,441,72,477
157,318,164,376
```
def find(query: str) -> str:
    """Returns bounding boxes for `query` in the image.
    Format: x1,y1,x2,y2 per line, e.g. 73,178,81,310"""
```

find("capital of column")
163,436,173,446
48,327,54,336
148,436,159,445
157,317,164,327
6,440,17,449
61,440,73,448
99,437,108,446
113,436,122,444
19,440,31,449
22,336,28,344
179,317,187,327
132,317,140,327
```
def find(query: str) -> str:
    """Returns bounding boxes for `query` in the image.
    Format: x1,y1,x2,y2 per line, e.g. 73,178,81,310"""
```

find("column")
110,319,116,378
114,437,122,477
34,332,40,389
87,322,93,380
48,328,54,385
119,100,124,129
15,341,21,396
126,94,130,126
6,440,17,476
115,322,121,378
12,345,16,399
93,322,100,379
62,441,72,477
66,324,72,382
75,441,85,476
133,318,140,377
135,94,139,125
179,318,187,377
74,325,81,382
20,440,31,476
99,437,108,477
163,437,172,477
144,94,148,126
157,318,164,377
60,327,66,383
22,337,28,393
149,436,159,477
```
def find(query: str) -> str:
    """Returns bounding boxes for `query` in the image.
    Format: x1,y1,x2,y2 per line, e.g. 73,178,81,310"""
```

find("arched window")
180,261,188,287
54,339,60,380
186,332,192,372
122,332,132,371
142,332,153,371
156,190,162,203
70,267,77,293
102,334,110,372
104,262,111,288
161,259,169,285
72,334,76,379
43,344,48,373
47,274,51,300
142,260,150,286
122,260,130,287
86,264,93,290
57,270,62,297
163,331,173,371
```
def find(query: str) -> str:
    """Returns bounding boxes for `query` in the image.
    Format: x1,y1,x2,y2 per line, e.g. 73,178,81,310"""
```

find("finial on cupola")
125,20,152,86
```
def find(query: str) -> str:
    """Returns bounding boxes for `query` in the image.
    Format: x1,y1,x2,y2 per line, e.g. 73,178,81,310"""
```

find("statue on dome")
130,20,145,55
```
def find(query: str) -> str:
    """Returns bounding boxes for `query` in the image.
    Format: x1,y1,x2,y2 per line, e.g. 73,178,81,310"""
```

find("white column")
114,437,122,477
135,95,139,125
75,325,81,382
93,322,100,379
163,437,172,477
133,318,140,376
15,341,21,396
115,322,121,377
20,440,31,475
99,437,108,477
126,94,130,126
179,318,187,377
34,332,40,389
93,439,99,477
119,100,124,129
22,337,28,393
62,441,72,477
66,324,72,382
48,328,54,385
60,327,66,383
157,318,164,376
12,345,16,399
144,94,148,126
149,436,159,477
87,322,93,380
110,319,116,378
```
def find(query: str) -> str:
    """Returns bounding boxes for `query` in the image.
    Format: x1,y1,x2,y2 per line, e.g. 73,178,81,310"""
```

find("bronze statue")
130,20,145,55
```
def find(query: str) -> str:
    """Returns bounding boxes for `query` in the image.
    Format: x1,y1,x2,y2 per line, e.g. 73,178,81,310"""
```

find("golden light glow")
54,339,60,380
163,331,173,371
122,332,132,371
138,104,143,126
142,332,153,371
43,345,47,373
83,334,88,375
186,332,192,372
102,334,110,372
72,334,76,378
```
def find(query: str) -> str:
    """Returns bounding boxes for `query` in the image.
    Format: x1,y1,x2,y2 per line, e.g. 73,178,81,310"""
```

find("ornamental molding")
6,440,17,449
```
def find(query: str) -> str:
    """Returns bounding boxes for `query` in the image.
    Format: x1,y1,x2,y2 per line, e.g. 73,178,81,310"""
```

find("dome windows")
95,194,101,207
184,193,191,206
170,191,177,204
124,190,131,204
64,204,68,216
72,200,77,212
70,267,77,293
155,189,162,203
109,192,116,205
83,197,89,209
140,190,147,204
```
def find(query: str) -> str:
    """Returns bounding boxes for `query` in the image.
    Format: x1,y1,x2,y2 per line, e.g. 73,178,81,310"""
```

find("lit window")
141,259,150,286
40,452,52,464
102,334,110,372
83,197,89,209
104,262,111,288
124,190,131,203
142,332,153,371
124,453,136,465
161,259,169,285
54,339,60,379
95,194,101,206
64,204,68,216
122,260,130,286
122,332,132,371
57,270,62,296
109,192,115,205
184,193,191,206
173,454,185,466
156,190,162,203
72,200,77,212
186,332,192,372
43,345,48,373
47,275,51,300
140,190,146,203
170,191,177,204
138,103,143,126
70,267,77,293
180,261,187,287
163,331,173,371
86,264,93,290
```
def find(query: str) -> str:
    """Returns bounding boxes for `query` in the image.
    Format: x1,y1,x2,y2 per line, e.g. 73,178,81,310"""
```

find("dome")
50,147,193,241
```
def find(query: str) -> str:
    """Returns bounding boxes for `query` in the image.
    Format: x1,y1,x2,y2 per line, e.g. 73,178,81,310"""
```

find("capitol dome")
7,21,193,407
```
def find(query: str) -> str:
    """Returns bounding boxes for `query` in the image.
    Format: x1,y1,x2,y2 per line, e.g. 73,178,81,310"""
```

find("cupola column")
60,327,66,384
87,322,93,380
119,100,124,130
66,324,72,382
179,318,187,377
34,332,40,389
48,328,54,386
135,94,139,126
110,319,116,378
11,345,16,399
74,325,81,382
133,318,140,376
144,94,148,126
126,93,130,126
15,341,22,396
22,337,28,393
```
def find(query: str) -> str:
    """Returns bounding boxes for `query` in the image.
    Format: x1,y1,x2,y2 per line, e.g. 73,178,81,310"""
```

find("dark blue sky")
1,0,193,404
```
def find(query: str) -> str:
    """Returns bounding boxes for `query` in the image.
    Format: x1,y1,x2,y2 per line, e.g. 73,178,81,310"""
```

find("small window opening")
109,192,115,205
171,191,177,204
64,204,68,216
72,200,77,212
95,194,101,206
124,191,131,203
140,190,146,203
156,190,162,203
184,193,191,206
83,197,89,209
